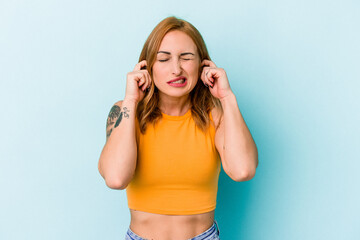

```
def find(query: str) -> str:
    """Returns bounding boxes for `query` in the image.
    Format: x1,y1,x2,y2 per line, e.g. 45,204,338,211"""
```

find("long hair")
136,16,223,134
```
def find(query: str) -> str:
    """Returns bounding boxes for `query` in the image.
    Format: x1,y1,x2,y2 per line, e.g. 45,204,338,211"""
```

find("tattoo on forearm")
107,106,121,128
106,106,130,138
114,112,123,128
123,107,130,118
106,128,113,138
114,107,129,128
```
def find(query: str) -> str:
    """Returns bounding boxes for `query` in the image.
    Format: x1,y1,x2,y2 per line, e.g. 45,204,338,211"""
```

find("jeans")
125,220,220,240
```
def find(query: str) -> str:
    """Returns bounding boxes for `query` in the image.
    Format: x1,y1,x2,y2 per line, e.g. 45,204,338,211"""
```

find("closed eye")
159,58,192,62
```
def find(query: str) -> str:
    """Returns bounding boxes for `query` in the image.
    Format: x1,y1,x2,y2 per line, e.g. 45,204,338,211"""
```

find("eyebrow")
157,51,195,56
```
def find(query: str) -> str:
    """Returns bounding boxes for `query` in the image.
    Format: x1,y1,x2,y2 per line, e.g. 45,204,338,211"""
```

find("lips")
167,76,187,83
167,76,187,87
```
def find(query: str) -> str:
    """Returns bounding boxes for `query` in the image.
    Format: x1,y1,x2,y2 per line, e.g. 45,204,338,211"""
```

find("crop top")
125,109,221,215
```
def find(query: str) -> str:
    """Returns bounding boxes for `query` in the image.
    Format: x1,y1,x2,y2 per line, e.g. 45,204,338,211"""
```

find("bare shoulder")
210,105,223,130
106,100,123,140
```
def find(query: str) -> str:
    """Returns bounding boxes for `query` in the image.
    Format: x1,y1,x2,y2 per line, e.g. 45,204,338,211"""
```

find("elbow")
98,159,130,190
225,155,258,182
242,169,256,181
98,163,129,190
230,173,251,182
226,147,258,182
105,178,128,190
230,167,257,182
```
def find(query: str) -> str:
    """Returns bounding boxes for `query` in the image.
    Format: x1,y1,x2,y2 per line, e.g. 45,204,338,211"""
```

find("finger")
143,72,152,91
202,67,215,85
138,73,147,89
200,68,211,88
205,69,217,88
201,59,217,68
133,60,147,71
204,70,213,87
147,72,152,87
207,69,215,82
143,72,151,91
139,70,150,91
201,66,210,82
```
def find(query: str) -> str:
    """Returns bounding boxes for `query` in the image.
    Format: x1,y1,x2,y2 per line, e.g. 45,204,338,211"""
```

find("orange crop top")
125,109,221,215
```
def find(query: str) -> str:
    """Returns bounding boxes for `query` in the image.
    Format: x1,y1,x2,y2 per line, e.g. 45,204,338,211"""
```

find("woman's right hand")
124,60,152,103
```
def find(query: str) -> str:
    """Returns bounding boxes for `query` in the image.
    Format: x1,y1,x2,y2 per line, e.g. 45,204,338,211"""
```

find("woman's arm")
98,60,151,189
98,99,138,189
202,59,258,182
214,94,258,182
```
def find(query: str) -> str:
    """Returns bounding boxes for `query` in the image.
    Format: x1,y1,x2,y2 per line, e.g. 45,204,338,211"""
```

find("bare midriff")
129,209,215,240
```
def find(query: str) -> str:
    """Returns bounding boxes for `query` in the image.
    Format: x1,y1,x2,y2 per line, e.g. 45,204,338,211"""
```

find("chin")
162,89,191,98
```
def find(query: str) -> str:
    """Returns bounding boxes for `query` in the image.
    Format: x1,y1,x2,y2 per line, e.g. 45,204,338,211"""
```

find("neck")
158,92,191,116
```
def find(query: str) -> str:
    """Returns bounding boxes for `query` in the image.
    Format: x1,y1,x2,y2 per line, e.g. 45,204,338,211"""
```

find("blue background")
1,0,359,239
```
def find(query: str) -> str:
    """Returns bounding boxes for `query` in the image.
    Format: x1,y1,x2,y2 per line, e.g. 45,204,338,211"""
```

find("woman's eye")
158,58,191,62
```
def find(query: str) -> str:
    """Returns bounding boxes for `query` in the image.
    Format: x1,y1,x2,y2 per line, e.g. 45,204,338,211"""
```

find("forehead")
158,30,197,53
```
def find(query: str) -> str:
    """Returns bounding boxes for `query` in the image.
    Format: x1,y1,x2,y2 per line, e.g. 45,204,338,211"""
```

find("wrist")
123,97,139,104
219,92,236,104
123,97,139,107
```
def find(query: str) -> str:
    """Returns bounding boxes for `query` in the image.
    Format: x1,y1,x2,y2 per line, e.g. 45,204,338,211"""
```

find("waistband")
125,220,220,240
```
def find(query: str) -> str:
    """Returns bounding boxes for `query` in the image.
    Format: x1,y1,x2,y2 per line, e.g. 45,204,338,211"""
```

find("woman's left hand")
201,59,233,100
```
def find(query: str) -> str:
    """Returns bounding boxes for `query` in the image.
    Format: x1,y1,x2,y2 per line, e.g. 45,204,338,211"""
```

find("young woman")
98,16,258,240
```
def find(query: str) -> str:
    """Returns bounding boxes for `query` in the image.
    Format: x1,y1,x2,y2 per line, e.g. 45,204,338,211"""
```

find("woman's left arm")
202,60,258,181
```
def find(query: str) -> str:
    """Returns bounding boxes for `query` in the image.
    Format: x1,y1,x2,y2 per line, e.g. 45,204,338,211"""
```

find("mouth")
167,77,187,87
167,77,187,84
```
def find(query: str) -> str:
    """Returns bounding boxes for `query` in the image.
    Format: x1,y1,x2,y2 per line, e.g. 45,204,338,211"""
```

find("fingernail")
204,83,209,87
210,84,213,89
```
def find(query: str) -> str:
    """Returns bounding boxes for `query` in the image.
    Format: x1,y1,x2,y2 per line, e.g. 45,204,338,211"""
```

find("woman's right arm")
98,99,138,189
98,60,151,190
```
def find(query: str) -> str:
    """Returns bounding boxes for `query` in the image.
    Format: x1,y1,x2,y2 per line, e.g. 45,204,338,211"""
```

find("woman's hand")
124,60,152,103
201,59,233,100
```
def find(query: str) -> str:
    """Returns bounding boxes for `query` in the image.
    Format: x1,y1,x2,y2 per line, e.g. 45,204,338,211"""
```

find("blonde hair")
136,16,222,134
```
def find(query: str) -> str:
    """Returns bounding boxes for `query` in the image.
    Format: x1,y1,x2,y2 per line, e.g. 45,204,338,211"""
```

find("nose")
172,58,182,76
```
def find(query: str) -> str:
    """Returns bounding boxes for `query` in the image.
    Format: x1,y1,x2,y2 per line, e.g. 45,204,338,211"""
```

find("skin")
100,30,258,239
152,30,200,116
129,31,218,239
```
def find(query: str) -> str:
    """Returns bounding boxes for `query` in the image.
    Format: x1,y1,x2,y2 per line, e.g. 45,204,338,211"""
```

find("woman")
98,16,258,240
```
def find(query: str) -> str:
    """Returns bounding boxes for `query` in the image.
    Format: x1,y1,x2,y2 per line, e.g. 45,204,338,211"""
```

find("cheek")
152,65,166,83
185,65,200,89
184,62,200,76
